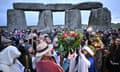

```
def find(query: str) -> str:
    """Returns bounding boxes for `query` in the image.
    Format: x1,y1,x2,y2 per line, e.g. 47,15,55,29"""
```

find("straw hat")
1,36,12,44
36,41,53,57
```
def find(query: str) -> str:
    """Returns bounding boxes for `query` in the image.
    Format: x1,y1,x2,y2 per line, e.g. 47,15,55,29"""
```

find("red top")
36,60,63,72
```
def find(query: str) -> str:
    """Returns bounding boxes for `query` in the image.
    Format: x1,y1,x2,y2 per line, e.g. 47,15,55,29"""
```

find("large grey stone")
46,4,72,11
38,10,53,32
65,9,81,30
13,3,72,11
13,2,102,11
4,2,111,32
72,2,103,10
7,9,27,31
88,8,111,31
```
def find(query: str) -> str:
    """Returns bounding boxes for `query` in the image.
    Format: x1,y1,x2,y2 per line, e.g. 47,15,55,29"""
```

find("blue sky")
0,0,120,26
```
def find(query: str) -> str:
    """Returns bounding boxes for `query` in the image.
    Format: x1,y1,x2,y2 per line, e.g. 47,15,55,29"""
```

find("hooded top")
0,45,21,65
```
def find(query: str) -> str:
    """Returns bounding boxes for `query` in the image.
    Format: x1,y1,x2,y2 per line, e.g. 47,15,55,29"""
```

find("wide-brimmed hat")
1,36,12,44
36,41,53,57
82,45,94,56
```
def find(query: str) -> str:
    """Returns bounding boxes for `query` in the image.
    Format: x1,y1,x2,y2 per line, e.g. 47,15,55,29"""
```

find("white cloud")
112,18,120,23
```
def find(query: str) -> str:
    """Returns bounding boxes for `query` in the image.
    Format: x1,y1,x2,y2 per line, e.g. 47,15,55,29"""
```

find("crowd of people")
0,28,120,72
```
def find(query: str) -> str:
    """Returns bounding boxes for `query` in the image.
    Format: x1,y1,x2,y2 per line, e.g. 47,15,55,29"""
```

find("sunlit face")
115,38,120,45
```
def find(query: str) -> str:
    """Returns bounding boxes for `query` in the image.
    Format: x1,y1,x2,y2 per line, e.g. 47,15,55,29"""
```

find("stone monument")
7,9,27,31
88,7,111,31
65,9,81,30
0,2,111,31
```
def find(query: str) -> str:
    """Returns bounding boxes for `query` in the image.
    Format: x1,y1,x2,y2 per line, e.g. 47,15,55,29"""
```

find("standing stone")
88,8,111,31
7,9,27,31
38,10,53,32
65,9,81,30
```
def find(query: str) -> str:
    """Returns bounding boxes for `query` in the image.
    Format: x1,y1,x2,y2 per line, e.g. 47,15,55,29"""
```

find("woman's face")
46,37,51,43
83,50,88,55
115,38,120,46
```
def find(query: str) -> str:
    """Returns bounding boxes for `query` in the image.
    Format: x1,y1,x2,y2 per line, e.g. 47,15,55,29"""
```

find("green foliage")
57,31,83,55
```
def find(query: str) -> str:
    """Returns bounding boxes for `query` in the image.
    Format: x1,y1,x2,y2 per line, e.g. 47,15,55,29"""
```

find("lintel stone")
13,2,103,11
